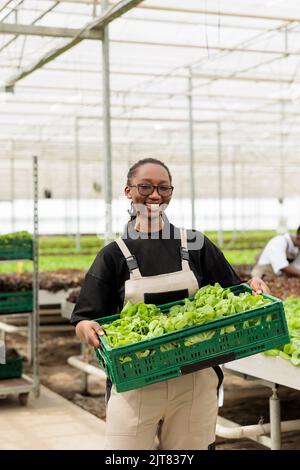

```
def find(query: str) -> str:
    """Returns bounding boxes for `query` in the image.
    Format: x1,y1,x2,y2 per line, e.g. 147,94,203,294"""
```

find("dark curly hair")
126,158,172,185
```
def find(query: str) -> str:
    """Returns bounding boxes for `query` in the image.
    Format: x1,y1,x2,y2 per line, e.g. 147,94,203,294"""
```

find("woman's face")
125,163,173,219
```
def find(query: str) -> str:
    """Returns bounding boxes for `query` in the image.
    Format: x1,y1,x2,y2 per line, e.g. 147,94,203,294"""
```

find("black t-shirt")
70,222,241,326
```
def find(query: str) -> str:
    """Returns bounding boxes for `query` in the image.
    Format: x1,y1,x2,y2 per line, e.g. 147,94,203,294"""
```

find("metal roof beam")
58,0,300,24
3,101,299,117
0,0,15,14
2,0,144,91
112,38,300,56
0,116,296,126
0,22,102,39
0,2,59,56
20,4,296,32
5,89,295,104
13,72,300,98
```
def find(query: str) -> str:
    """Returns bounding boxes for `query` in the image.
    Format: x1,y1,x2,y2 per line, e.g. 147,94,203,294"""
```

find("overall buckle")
126,255,138,272
181,247,189,261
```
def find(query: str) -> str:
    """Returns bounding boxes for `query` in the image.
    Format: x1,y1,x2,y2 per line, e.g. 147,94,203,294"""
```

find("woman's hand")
75,320,105,348
247,277,270,295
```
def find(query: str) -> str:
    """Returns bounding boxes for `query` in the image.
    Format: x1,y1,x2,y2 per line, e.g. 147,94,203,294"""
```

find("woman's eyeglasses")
129,184,174,196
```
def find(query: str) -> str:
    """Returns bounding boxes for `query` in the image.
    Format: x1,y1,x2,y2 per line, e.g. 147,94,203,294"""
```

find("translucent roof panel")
0,0,299,200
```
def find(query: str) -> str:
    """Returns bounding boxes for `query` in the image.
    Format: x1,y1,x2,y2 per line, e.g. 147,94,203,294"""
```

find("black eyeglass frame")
129,184,174,196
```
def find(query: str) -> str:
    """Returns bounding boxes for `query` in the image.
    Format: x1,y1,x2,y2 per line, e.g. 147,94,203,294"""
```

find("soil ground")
5,330,300,451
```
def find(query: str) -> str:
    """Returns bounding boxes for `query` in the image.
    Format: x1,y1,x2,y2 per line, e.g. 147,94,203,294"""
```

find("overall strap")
179,228,190,272
115,238,142,279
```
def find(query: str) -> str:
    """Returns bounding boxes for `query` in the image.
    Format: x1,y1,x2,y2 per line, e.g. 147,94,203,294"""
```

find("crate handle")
96,348,107,370
180,352,236,375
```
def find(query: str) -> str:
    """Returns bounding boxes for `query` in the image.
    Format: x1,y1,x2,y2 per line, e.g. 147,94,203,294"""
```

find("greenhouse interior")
0,0,300,453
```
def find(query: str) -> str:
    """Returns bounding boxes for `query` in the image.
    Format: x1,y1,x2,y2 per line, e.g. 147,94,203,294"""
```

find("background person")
291,253,300,271
71,157,269,450
251,226,300,279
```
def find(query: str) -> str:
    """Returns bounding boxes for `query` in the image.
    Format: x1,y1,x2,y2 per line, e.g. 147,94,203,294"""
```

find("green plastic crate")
95,283,290,393
0,356,23,379
0,239,33,260
0,291,33,314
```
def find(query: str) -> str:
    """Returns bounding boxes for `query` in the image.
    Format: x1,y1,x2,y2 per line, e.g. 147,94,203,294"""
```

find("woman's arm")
71,245,123,347
247,276,270,295
75,320,104,348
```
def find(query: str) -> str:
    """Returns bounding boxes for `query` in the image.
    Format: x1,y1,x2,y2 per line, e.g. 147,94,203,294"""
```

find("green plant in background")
0,255,96,273
222,249,260,265
0,232,270,273
264,297,300,366
0,231,32,241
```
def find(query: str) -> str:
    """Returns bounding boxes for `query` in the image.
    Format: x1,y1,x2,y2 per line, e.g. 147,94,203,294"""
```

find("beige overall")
104,228,220,450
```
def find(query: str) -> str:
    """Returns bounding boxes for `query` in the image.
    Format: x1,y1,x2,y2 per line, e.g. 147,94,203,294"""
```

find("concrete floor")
0,385,106,450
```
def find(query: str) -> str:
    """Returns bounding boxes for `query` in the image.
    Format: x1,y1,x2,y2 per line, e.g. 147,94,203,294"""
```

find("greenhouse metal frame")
1,1,300,219
1,0,300,450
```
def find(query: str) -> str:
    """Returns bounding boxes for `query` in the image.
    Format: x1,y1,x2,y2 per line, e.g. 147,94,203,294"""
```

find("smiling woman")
125,158,174,232
70,157,269,451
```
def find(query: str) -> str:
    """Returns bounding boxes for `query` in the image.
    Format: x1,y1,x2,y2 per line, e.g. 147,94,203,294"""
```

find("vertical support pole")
277,100,287,234
92,0,97,17
232,146,237,243
75,119,88,393
188,67,195,229
75,116,81,251
240,148,245,235
102,0,113,246
217,121,223,247
32,156,40,397
284,26,288,54
0,331,4,345
280,101,285,202
10,140,15,232
270,385,281,450
80,342,89,395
